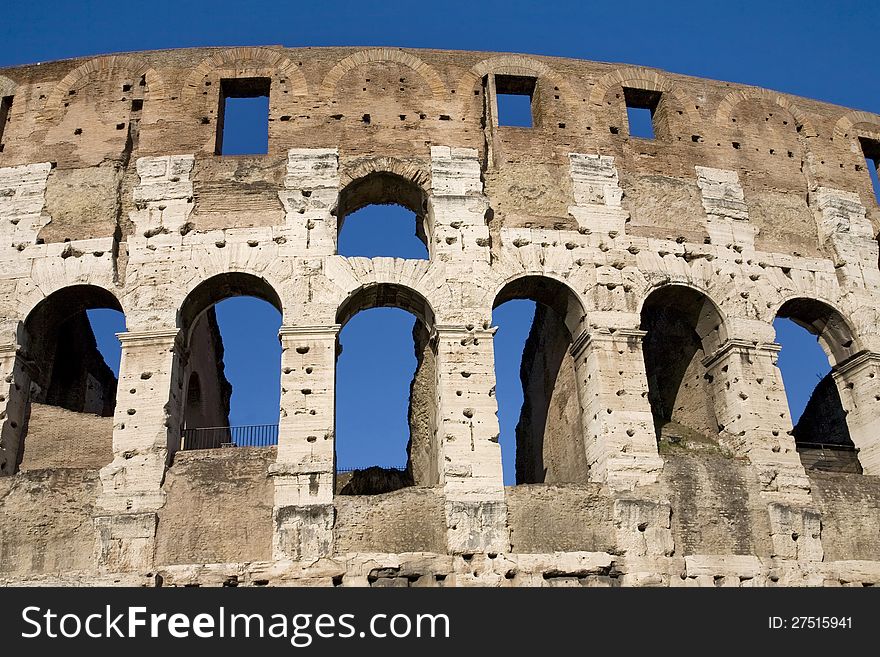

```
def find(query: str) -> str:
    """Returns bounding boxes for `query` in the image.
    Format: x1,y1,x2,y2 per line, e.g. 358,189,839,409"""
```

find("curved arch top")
639,282,727,347
43,54,168,112
182,47,309,99
320,48,446,98
714,87,817,137
493,274,587,338
178,272,283,331
774,296,860,365
589,65,701,126
336,282,436,330
833,109,880,143
0,74,17,99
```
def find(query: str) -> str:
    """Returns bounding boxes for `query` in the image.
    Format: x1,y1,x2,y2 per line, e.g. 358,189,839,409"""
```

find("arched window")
775,298,861,473
640,285,724,448
16,285,125,471
492,276,587,485
335,283,436,494
336,172,429,259
178,273,282,450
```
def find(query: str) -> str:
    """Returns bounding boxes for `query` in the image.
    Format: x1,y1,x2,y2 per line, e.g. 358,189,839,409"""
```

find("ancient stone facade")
1,47,880,587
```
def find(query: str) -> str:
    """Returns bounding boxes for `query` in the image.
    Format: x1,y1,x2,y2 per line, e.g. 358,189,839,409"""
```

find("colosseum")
0,46,879,587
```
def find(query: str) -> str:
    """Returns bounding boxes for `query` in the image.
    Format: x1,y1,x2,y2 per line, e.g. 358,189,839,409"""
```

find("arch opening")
178,274,282,451
15,285,125,472
640,285,724,449
336,172,430,259
775,298,861,474
492,276,587,485
335,283,437,495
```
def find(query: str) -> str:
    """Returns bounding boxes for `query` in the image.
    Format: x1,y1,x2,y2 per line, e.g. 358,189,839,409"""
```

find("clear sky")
8,1,878,482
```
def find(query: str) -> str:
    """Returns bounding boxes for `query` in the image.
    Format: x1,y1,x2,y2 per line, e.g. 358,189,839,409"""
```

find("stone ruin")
1,47,879,587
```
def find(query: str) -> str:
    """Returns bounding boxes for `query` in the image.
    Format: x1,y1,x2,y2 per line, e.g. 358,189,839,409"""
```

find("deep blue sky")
9,1,876,482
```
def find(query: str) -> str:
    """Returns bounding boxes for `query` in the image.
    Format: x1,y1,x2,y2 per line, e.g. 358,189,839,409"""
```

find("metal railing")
180,424,278,450
336,465,407,473
796,441,862,473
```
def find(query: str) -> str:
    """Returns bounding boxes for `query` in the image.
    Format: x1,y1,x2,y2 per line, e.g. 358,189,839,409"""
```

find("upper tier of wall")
0,46,878,253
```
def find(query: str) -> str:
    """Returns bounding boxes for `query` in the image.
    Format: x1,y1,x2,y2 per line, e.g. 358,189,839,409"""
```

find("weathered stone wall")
808,471,880,562
334,487,447,554
506,483,615,553
155,447,275,565
19,403,113,470
0,468,100,575
0,47,879,586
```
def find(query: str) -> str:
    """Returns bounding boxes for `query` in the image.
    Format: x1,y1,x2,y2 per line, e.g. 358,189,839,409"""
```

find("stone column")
271,325,339,560
428,147,491,265
95,328,182,572
702,339,811,503
573,328,663,490
435,325,508,553
832,351,880,475
0,342,32,475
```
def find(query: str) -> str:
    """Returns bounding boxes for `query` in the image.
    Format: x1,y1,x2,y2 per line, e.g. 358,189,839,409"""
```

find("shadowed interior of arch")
640,285,723,450
492,276,587,486
775,299,861,474
12,286,125,473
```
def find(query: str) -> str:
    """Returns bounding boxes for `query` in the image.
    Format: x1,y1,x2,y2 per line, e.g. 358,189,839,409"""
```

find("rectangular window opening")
624,88,662,140
860,137,880,205
216,78,270,156
0,96,13,153
495,75,536,128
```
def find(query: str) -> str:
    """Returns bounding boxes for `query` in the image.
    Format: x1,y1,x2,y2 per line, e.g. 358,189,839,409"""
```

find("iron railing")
796,441,862,473
180,424,278,450
336,465,407,473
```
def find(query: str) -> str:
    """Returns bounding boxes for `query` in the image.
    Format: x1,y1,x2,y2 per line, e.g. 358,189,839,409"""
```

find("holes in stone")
0,95,13,151
215,77,270,155
362,114,371,124
623,87,662,140
859,137,880,205
131,99,144,112
732,142,741,149
494,74,536,127
73,128,82,135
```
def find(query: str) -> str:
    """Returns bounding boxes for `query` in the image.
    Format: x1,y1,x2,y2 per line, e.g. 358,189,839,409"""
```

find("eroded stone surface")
0,47,879,585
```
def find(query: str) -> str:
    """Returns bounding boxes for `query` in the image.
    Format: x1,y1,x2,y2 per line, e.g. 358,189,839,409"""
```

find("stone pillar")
0,342,32,475
428,147,491,265
567,153,630,235
95,328,182,572
695,166,757,250
278,148,339,257
573,328,663,490
271,325,339,560
435,325,508,553
832,351,880,475
702,339,811,502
